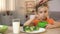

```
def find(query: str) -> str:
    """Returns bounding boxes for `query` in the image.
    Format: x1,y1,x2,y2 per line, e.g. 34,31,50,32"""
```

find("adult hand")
36,0,48,6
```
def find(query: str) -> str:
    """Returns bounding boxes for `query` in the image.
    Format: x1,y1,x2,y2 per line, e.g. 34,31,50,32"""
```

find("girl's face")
37,7,48,20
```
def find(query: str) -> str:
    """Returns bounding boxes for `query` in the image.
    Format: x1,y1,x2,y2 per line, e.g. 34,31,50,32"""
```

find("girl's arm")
46,21,60,29
24,15,36,26
53,21,60,28
24,19,34,26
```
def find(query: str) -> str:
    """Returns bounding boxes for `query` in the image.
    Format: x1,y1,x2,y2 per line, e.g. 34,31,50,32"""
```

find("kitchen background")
0,0,60,26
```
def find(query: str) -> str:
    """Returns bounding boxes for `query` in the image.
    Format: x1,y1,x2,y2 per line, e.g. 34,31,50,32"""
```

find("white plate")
20,27,46,34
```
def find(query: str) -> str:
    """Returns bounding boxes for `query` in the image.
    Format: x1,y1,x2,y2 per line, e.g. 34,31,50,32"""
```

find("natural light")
0,0,15,11
0,0,6,11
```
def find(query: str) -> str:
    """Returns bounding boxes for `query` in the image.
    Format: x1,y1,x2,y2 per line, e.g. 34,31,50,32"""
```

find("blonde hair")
36,5,48,12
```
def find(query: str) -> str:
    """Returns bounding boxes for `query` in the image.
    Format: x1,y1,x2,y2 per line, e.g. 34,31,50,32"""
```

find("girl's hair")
35,2,48,12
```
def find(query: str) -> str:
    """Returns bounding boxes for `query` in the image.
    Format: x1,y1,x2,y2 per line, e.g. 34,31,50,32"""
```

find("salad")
23,21,48,32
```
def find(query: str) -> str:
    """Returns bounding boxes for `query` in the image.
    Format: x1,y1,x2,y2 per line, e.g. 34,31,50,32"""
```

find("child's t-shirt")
33,18,54,26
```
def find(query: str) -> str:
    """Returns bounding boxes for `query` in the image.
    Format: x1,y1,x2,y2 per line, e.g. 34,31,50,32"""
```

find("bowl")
0,25,8,33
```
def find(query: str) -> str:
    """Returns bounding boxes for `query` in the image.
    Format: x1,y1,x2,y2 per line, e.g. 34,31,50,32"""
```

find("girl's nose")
42,13,45,15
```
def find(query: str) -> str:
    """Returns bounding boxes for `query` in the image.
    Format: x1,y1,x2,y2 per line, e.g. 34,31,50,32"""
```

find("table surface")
5,26,60,34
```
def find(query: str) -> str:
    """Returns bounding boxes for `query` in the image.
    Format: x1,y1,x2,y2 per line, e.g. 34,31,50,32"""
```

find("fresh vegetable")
0,25,8,33
23,21,48,32
30,26,35,31
37,21,48,28
23,26,39,32
33,26,39,31
23,26,31,32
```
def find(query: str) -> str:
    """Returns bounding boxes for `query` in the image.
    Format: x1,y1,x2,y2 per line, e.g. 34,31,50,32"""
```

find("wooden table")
5,26,60,34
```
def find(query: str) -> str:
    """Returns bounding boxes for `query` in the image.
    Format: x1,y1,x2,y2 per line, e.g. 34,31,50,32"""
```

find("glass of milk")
12,19,20,34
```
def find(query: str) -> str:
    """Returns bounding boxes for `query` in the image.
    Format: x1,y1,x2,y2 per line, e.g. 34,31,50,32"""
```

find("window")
0,0,6,11
8,0,15,11
0,0,15,11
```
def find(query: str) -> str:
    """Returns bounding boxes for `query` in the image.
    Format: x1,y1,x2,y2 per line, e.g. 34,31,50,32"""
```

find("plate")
20,27,46,33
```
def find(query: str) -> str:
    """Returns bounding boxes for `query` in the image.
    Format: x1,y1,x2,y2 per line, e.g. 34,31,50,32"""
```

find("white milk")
12,19,20,34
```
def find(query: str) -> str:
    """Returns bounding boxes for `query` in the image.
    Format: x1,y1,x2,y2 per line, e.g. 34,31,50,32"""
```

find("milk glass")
12,19,20,34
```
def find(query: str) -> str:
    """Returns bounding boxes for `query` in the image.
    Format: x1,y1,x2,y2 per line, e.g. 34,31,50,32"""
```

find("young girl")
24,6,60,29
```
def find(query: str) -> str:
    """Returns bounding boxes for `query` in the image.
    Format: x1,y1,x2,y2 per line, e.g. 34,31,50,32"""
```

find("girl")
24,5,60,29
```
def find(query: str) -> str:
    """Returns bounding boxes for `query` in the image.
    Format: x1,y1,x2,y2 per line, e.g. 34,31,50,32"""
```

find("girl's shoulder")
46,18,55,24
33,19,40,23
33,19,40,26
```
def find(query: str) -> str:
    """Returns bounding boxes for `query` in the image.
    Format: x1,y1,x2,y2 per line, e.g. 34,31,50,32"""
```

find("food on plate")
23,26,39,32
23,21,48,32
37,21,48,28
23,26,31,32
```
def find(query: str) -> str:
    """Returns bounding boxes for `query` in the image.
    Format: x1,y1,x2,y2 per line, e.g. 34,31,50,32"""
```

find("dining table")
4,26,60,34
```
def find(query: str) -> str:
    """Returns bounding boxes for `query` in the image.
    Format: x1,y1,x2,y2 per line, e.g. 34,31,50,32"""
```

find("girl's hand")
46,24,55,29
24,15,36,26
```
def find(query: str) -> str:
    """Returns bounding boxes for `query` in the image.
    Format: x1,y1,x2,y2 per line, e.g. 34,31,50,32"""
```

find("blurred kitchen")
0,0,60,26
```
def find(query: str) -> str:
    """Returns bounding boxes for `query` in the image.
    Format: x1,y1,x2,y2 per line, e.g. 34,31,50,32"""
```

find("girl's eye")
44,11,47,13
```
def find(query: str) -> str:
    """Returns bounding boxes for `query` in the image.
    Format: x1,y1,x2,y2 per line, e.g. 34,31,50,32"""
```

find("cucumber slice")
30,26,35,31
33,26,39,31
23,26,31,32
23,25,40,32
